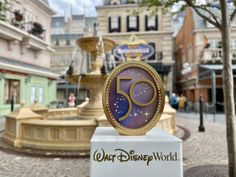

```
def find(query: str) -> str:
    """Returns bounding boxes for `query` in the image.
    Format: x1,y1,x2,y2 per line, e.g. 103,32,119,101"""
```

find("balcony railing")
201,48,236,63
0,8,50,53
0,8,46,41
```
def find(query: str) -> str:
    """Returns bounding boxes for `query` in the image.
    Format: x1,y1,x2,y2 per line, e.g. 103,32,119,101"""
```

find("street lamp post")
181,63,192,111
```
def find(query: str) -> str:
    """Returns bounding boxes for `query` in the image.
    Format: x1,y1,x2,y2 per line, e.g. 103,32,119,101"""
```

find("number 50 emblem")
103,61,165,135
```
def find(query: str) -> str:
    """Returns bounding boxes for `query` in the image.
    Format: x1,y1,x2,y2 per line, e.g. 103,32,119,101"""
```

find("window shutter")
118,16,121,32
155,15,158,30
145,15,148,31
136,16,139,31
108,17,112,32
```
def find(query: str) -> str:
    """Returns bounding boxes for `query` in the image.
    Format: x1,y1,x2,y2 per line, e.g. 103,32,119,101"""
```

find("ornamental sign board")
113,34,155,61
113,44,155,61
102,61,165,135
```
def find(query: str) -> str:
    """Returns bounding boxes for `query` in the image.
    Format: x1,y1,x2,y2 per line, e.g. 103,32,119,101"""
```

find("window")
188,44,193,64
4,79,20,104
129,16,137,28
145,15,158,31
231,39,236,49
38,87,44,104
25,11,36,32
127,15,139,32
208,39,221,48
66,39,71,46
108,16,121,33
148,42,156,60
30,86,36,104
55,39,60,46
111,17,118,29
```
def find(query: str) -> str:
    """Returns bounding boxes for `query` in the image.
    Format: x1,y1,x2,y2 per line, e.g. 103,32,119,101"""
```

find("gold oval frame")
102,61,165,135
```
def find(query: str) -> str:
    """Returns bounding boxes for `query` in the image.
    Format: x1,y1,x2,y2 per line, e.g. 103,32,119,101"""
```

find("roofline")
37,0,56,15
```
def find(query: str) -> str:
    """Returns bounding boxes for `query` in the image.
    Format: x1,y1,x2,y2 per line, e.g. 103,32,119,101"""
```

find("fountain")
1,23,176,153
66,23,116,120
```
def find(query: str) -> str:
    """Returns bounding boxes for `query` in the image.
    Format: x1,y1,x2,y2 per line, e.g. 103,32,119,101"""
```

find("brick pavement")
0,116,229,177
176,112,226,125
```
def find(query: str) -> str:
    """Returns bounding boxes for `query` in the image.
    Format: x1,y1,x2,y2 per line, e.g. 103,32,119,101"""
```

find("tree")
140,0,236,176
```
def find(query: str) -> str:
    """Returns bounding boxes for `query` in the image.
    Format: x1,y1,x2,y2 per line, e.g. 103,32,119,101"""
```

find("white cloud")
48,0,103,16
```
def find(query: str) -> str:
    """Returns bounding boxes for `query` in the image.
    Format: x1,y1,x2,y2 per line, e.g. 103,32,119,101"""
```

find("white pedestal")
90,127,183,177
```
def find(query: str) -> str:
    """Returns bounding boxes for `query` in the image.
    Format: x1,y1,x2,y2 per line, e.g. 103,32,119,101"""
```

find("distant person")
68,93,76,107
176,94,180,110
170,93,178,109
178,94,186,112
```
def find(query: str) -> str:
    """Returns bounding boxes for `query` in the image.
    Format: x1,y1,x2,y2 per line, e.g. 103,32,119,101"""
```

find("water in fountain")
71,46,88,108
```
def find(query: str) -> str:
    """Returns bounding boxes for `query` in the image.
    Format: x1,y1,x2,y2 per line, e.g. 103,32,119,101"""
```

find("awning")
0,57,59,79
199,64,236,71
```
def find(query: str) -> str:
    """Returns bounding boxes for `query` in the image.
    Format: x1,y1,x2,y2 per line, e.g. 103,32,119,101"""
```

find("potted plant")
11,10,24,28
29,22,44,38
13,10,23,22
0,0,9,21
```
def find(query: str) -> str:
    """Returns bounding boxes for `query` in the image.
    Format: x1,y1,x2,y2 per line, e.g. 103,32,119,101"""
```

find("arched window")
148,42,156,60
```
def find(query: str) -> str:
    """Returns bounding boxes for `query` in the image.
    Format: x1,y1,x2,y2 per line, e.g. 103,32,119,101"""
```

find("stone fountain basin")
3,103,176,152
76,37,116,54
18,119,97,151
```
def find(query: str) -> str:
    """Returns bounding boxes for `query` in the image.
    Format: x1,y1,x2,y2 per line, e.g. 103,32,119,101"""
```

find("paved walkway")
178,118,228,177
0,115,229,177
176,112,226,125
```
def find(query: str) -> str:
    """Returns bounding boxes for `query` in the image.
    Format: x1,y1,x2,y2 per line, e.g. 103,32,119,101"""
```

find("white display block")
90,127,183,177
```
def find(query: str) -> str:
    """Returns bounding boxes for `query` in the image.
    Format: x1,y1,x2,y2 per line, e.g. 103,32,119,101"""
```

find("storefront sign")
113,44,154,61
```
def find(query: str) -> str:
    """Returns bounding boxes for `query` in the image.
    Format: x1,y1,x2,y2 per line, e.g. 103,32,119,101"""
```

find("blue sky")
48,0,103,16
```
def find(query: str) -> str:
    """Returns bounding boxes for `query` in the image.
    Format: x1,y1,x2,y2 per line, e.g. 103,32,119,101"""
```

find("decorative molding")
7,40,18,51
20,43,30,54
34,50,42,59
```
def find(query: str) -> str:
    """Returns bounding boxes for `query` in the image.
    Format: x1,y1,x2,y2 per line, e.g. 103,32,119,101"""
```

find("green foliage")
0,0,9,21
139,0,236,29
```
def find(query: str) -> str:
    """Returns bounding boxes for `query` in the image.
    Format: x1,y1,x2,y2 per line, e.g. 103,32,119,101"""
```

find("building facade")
0,0,57,115
51,14,96,105
95,0,174,95
175,8,236,112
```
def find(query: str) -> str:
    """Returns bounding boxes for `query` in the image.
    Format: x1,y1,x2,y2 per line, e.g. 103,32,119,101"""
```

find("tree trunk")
220,0,236,176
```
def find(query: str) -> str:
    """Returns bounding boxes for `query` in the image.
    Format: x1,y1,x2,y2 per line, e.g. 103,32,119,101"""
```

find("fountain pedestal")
65,36,116,120
78,74,106,119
